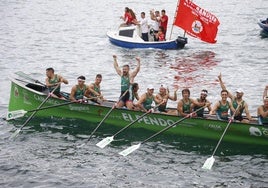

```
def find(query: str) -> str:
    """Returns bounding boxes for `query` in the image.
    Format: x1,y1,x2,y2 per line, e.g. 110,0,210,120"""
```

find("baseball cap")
147,84,154,90
236,88,243,93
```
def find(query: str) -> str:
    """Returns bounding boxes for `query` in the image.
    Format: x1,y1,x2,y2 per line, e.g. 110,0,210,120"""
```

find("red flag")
174,0,220,43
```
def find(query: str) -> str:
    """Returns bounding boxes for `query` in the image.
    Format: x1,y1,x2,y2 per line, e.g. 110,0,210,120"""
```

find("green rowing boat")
6,75,268,154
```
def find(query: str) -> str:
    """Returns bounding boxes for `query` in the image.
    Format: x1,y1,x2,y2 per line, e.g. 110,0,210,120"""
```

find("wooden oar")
96,102,167,149
9,85,60,139
118,105,208,156
15,71,46,87
77,90,128,148
202,105,241,170
6,101,76,120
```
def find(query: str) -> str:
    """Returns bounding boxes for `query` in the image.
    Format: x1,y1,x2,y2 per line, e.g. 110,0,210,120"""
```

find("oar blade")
6,110,27,120
202,156,215,170
119,143,141,157
96,136,114,148
9,128,21,140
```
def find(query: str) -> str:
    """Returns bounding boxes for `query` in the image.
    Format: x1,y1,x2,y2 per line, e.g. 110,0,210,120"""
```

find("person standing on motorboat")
138,12,149,41
113,54,141,108
45,67,68,99
149,9,161,41
154,26,165,41
160,9,168,37
120,7,133,27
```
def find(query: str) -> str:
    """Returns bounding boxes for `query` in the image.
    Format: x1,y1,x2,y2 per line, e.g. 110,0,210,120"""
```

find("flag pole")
169,0,183,40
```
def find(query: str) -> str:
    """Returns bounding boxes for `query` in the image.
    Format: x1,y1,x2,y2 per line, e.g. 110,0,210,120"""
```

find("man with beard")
192,89,212,117
218,73,252,123
113,54,141,108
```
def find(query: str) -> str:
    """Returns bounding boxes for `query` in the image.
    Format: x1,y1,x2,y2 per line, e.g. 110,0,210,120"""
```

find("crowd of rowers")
45,55,268,126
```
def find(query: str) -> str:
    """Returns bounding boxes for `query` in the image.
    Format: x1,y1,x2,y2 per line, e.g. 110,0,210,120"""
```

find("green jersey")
121,75,130,92
48,74,60,93
75,85,87,100
143,94,153,110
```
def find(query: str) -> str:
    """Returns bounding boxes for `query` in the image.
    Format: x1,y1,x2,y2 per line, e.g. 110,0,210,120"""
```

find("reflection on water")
170,51,219,88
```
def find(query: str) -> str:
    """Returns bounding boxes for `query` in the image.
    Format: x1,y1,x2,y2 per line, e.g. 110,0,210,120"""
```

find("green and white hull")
7,77,268,154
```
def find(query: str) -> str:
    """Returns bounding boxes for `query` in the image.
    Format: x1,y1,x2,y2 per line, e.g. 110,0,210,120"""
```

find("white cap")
147,84,154,90
236,88,243,93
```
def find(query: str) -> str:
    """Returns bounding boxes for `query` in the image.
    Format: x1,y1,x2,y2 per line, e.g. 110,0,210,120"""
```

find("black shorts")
234,115,243,121
120,91,129,103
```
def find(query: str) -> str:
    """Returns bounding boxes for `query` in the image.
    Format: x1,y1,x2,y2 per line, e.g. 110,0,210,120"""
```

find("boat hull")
7,78,268,154
107,30,187,50
258,19,268,32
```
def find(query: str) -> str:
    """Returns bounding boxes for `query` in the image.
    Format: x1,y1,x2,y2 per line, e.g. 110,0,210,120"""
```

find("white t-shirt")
140,17,149,33
153,16,160,31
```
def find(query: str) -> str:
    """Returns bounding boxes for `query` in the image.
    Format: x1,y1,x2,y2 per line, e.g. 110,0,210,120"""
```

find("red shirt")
158,33,165,41
125,13,133,25
160,15,168,31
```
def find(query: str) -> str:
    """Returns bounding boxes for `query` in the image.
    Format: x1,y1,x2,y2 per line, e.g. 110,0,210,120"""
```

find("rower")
154,84,177,113
69,76,90,102
85,74,105,104
218,73,252,122
113,54,140,108
192,89,212,117
135,85,155,112
45,67,68,99
209,89,236,121
257,96,268,126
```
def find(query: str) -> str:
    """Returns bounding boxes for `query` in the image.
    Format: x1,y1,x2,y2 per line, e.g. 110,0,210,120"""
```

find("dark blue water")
0,0,267,187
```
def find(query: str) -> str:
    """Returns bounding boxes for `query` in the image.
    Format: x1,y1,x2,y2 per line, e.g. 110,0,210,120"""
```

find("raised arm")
130,57,141,80
218,73,234,100
113,55,122,76
168,87,178,101
150,10,155,20
263,85,268,99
